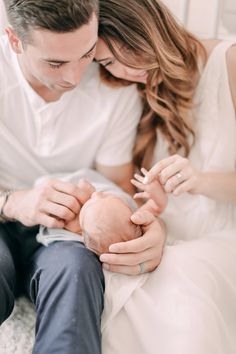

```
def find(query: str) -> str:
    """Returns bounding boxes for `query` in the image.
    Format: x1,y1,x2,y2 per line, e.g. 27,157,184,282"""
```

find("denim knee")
30,241,105,302
0,258,16,324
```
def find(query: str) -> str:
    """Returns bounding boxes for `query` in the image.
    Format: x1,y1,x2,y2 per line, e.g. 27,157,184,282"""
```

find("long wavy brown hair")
98,0,206,169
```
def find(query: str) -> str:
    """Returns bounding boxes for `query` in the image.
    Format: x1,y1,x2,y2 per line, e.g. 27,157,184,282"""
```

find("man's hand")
99,210,166,275
64,179,95,233
4,178,94,228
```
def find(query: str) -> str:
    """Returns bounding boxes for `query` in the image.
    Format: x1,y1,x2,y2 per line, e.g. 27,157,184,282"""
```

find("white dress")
101,41,236,354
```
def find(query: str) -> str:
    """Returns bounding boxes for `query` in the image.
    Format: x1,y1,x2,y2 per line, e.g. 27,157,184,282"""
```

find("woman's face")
95,38,148,84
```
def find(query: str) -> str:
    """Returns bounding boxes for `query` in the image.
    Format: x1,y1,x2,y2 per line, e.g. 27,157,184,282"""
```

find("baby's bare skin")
64,181,142,256
80,192,142,255
64,177,168,256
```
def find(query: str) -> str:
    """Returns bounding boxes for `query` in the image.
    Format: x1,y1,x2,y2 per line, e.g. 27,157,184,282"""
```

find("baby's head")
80,192,142,255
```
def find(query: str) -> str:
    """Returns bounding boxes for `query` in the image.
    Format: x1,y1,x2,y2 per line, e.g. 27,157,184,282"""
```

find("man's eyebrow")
42,41,98,64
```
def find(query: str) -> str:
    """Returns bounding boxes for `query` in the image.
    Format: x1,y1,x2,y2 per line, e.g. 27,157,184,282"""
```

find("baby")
37,169,167,256
73,190,142,255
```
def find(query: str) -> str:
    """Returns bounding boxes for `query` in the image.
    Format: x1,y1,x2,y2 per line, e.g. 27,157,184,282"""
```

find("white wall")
163,0,236,39
0,0,8,33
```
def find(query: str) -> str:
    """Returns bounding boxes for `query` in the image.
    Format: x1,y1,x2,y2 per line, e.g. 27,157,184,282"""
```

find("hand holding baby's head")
80,192,142,256
64,180,142,256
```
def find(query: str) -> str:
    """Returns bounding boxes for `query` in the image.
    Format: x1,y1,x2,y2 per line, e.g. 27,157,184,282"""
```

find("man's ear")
5,27,23,54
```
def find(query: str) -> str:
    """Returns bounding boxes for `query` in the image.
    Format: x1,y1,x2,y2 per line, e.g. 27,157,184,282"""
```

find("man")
0,1,142,353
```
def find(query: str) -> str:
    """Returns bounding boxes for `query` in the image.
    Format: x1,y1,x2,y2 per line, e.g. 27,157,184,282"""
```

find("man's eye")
49,63,62,69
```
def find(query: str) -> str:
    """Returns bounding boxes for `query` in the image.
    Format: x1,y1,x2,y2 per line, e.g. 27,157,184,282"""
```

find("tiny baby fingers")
134,173,145,183
133,192,150,200
131,179,145,190
140,167,149,176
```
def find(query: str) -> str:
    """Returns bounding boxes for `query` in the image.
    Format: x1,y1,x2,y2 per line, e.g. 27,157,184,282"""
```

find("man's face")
12,13,98,92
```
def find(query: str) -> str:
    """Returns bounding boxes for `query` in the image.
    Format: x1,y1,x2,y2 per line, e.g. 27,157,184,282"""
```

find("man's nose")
62,64,82,85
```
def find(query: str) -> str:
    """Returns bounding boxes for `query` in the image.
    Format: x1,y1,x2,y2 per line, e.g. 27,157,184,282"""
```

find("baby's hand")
131,168,168,214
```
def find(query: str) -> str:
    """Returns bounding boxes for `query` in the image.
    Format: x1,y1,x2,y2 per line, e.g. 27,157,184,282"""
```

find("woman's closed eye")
101,59,116,68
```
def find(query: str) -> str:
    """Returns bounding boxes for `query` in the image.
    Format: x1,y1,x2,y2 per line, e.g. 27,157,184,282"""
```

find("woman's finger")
159,160,185,184
144,155,179,184
103,258,160,275
140,167,149,176
100,244,159,266
173,177,195,195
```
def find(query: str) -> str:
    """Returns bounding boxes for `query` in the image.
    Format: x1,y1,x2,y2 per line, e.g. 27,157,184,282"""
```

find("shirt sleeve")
95,84,142,166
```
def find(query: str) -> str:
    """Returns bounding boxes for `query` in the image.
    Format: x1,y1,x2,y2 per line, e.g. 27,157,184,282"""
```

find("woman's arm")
189,171,236,203
227,43,236,113
142,155,236,204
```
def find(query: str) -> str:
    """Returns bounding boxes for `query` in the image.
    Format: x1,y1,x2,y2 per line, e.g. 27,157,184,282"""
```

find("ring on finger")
138,262,145,274
175,172,183,184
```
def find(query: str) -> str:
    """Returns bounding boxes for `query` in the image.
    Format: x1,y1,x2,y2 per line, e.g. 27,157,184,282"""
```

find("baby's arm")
131,169,168,214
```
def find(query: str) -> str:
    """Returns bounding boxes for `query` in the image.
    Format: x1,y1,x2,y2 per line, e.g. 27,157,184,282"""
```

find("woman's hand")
143,154,201,196
99,210,166,275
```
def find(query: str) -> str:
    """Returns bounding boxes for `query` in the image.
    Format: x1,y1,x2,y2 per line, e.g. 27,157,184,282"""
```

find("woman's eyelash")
104,61,114,68
83,49,96,59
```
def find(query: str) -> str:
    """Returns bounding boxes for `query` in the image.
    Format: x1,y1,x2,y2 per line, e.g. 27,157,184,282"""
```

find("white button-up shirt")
0,35,142,189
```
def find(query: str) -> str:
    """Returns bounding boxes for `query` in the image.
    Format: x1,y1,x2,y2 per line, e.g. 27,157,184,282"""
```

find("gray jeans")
0,222,104,354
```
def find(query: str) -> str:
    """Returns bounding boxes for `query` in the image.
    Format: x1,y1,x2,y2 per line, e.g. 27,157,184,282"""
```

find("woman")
96,1,236,353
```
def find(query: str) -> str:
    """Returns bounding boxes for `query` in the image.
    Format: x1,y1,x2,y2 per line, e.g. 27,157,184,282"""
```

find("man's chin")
46,83,76,92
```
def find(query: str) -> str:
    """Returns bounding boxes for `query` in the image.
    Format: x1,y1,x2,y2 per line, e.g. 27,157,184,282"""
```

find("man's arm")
96,162,135,195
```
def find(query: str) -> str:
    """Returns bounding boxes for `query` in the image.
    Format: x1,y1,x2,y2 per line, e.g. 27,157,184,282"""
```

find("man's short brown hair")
3,0,99,43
